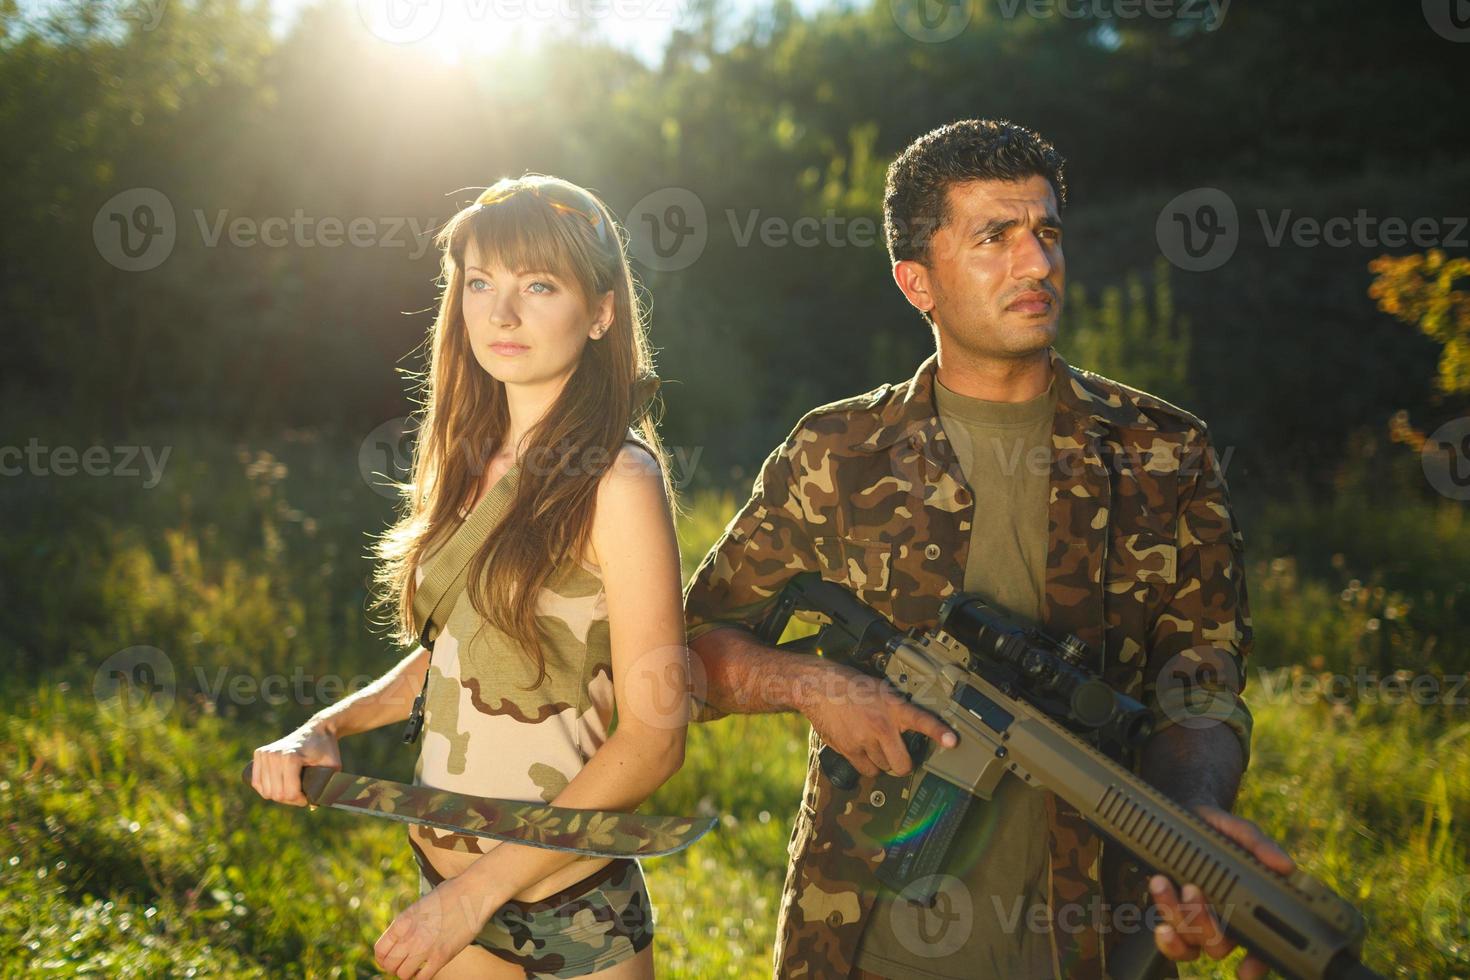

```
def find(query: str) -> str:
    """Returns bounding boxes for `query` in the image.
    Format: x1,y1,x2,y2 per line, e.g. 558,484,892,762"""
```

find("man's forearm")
690,625,827,717
1140,721,1244,811
309,645,429,738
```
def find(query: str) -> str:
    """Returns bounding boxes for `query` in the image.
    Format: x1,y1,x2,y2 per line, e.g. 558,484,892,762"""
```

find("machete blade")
241,762,715,859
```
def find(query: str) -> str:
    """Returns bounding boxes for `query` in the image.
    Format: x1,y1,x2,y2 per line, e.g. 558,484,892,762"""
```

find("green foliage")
3,431,1468,976
1232,691,1470,978
1370,248,1470,397
4,2,1469,972
1062,257,1191,404
9,668,1467,976
3,0,1465,478
2,683,409,976
1248,437,1470,681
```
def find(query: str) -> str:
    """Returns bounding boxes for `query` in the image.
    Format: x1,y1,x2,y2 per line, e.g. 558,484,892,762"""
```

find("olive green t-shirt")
853,371,1061,980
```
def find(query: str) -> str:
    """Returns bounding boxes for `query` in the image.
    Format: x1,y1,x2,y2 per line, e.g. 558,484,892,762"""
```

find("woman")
249,174,690,980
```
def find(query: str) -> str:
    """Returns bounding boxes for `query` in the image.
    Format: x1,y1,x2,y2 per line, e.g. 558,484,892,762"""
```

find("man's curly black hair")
883,119,1068,269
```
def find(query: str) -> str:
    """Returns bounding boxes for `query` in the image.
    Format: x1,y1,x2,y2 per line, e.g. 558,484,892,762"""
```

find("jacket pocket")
1110,531,1178,585
812,535,893,596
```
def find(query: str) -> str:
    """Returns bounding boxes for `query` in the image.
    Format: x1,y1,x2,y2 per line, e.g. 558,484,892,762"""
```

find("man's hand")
798,661,958,777
1150,804,1296,979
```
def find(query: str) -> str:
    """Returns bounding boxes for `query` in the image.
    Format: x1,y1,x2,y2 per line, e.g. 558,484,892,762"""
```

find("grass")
3,422,1468,977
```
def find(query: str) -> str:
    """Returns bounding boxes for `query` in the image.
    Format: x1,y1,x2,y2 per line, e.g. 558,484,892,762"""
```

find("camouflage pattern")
682,346,1253,979
412,837,655,978
240,762,715,857
409,442,621,866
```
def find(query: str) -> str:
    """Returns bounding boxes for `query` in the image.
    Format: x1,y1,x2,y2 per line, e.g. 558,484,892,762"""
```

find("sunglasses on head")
474,178,611,248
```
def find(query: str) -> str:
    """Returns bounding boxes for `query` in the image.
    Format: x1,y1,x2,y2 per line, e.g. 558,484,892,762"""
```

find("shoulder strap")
411,431,654,648
623,426,659,466
412,462,521,650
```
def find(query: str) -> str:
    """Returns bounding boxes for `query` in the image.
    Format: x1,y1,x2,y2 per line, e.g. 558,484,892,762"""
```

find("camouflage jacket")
683,346,1254,979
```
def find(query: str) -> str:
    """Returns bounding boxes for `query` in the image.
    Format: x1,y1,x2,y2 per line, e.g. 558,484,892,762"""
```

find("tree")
1369,249,1470,399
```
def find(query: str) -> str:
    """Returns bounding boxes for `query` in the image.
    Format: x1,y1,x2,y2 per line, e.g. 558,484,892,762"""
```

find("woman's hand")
374,873,500,979
249,720,342,806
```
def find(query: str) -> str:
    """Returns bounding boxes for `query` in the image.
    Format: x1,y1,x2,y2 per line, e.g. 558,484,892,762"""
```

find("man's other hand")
1150,804,1296,979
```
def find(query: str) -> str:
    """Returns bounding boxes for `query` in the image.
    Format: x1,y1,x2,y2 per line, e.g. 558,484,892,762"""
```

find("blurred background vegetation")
3,0,1469,975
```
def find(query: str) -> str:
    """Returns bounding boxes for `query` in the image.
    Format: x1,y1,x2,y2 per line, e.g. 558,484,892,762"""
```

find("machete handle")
240,761,336,804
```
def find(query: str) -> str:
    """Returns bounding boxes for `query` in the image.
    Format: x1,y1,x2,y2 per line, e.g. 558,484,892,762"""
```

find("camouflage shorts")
409,839,654,978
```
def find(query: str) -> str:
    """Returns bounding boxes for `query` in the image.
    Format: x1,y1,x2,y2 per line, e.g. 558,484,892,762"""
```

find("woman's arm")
454,443,690,904
308,644,429,738
250,645,428,805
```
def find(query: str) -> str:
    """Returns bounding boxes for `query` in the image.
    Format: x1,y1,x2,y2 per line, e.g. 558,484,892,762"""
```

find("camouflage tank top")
409,455,619,855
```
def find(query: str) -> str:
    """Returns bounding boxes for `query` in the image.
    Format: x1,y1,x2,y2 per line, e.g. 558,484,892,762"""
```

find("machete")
241,763,715,859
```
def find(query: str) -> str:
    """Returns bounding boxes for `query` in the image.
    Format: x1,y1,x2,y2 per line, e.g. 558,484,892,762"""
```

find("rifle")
754,572,1383,980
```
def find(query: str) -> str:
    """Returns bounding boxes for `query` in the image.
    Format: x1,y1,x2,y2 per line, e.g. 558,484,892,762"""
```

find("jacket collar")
855,345,1151,455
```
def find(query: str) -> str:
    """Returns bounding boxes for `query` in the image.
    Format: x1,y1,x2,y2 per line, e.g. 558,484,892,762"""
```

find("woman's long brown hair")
369,174,673,687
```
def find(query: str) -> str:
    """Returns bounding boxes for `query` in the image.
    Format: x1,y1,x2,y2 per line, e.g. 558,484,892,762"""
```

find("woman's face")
460,238,612,394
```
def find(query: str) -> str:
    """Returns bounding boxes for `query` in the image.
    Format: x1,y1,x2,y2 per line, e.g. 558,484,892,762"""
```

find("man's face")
897,175,1065,359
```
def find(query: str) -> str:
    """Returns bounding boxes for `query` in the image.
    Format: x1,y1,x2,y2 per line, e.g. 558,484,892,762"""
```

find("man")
683,119,1294,979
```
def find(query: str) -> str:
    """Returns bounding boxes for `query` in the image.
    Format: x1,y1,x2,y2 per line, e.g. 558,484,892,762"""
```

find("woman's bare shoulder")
586,443,668,567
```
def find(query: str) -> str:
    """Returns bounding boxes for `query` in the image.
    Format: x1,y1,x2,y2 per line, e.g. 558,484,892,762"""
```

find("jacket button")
826,910,844,927
924,543,941,560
